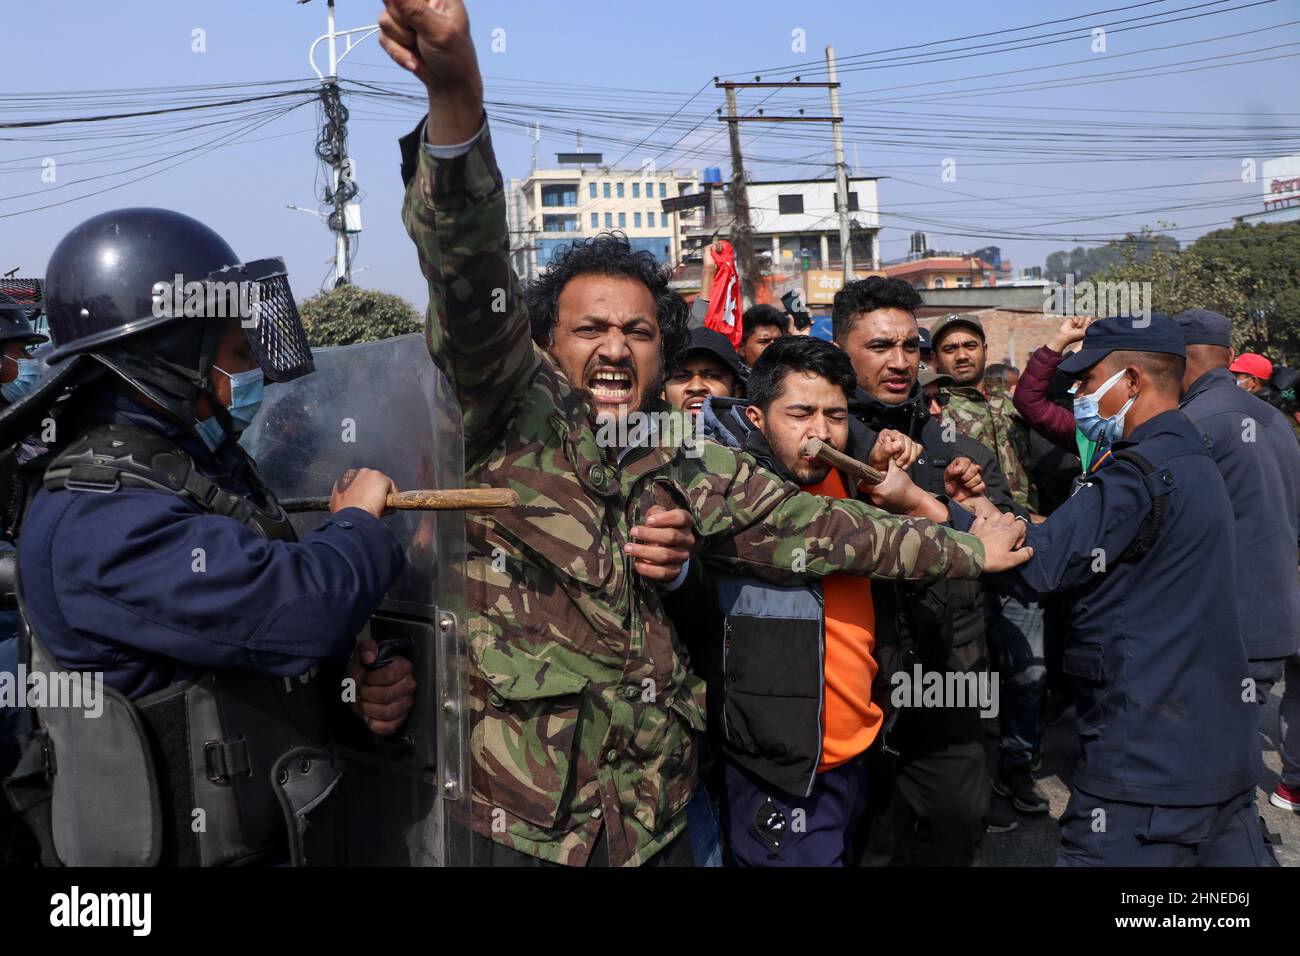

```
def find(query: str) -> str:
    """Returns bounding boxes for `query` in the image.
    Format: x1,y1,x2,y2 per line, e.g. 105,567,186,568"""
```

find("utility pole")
826,46,853,282
716,76,843,308
722,84,759,309
306,1,378,287
320,1,351,286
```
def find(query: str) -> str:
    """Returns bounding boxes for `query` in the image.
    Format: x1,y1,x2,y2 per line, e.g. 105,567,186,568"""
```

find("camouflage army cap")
929,313,985,347
918,366,954,389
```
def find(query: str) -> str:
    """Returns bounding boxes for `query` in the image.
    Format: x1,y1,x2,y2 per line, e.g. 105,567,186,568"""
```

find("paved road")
981,683,1298,866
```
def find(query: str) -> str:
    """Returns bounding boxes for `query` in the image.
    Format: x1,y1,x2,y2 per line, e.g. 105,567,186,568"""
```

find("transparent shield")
242,333,472,866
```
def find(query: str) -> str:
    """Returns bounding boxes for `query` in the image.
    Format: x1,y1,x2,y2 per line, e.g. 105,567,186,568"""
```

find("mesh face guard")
0,278,43,321
207,257,314,383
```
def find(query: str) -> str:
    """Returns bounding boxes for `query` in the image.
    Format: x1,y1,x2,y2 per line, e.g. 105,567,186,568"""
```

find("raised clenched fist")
379,0,484,144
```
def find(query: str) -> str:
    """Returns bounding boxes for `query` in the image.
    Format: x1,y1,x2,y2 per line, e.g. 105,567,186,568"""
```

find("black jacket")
849,387,1024,659
847,387,1034,748
666,397,950,796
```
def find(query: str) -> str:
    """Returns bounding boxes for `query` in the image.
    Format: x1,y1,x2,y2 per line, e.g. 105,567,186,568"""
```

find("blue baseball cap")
1172,308,1232,349
1058,313,1186,375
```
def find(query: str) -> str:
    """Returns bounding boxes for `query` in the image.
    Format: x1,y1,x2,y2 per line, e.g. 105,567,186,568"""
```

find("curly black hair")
522,232,688,369
746,335,858,411
831,275,924,343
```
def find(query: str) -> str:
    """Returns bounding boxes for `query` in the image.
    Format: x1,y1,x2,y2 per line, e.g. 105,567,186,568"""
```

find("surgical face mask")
213,365,264,432
194,415,225,452
1,354,41,404
1073,366,1136,446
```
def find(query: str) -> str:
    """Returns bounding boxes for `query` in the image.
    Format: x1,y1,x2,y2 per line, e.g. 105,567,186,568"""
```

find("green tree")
1094,226,1248,322
1187,220,1300,363
299,284,423,347
1043,233,1178,284
1091,221,1300,364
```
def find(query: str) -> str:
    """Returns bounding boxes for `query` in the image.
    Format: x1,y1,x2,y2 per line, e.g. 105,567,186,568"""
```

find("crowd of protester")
675,271,1300,865
5,1,1296,870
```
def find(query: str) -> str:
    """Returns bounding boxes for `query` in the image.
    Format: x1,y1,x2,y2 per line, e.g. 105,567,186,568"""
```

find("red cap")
1228,353,1273,380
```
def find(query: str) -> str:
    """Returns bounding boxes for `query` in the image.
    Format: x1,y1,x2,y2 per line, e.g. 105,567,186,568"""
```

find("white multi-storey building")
507,161,700,283
745,176,882,272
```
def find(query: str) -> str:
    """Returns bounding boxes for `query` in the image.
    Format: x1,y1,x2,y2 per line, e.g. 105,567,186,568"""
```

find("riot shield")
242,333,472,866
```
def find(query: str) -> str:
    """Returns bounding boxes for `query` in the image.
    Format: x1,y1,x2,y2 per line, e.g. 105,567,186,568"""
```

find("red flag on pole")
703,241,743,349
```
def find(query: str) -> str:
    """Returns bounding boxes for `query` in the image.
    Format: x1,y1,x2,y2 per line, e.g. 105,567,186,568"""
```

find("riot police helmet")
1,207,314,444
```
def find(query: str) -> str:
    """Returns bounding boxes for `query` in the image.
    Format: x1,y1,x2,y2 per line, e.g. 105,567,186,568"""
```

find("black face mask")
852,384,926,430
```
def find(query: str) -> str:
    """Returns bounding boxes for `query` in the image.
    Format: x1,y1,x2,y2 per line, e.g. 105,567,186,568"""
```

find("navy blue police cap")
1172,308,1232,349
1058,313,1186,375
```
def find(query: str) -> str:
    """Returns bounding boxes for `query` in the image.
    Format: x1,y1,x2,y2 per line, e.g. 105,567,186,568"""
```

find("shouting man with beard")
381,0,1029,868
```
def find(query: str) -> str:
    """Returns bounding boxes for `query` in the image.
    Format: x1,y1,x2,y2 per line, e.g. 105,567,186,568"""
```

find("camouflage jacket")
940,385,1036,511
400,119,986,867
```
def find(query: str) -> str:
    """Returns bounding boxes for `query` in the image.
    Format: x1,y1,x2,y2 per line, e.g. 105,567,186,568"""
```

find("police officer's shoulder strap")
42,423,260,525
0,444,38,542
1109,448,1168,562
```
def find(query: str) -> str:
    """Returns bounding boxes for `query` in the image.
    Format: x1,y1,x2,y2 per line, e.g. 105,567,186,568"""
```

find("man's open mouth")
883,376,911,392
684,395,707,411
588,368,635,405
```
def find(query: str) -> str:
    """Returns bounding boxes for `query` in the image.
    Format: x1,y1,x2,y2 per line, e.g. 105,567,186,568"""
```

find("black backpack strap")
1109,449,1168,562
0,443,53,543
42,424,264,528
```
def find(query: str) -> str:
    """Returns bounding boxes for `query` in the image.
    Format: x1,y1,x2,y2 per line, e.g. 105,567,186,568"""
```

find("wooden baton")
280,488,519,513
800,438,887,487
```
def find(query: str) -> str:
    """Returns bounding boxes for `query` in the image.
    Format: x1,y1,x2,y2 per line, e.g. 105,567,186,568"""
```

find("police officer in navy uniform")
0,291,50,862
0,208,414,866
0,292,47,411
950,314,1274,865
1173,309,1300,703
0,291,51,540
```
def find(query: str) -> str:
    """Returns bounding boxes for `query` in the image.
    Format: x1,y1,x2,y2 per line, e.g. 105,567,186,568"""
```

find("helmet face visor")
0,280,49,345
0,278,43,322
205,258,314,383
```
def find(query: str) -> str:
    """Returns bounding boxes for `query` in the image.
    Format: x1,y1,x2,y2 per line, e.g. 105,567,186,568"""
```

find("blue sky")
2,0,1298,308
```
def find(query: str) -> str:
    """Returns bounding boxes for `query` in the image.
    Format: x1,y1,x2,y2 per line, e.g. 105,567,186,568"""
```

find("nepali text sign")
802,269,887,305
